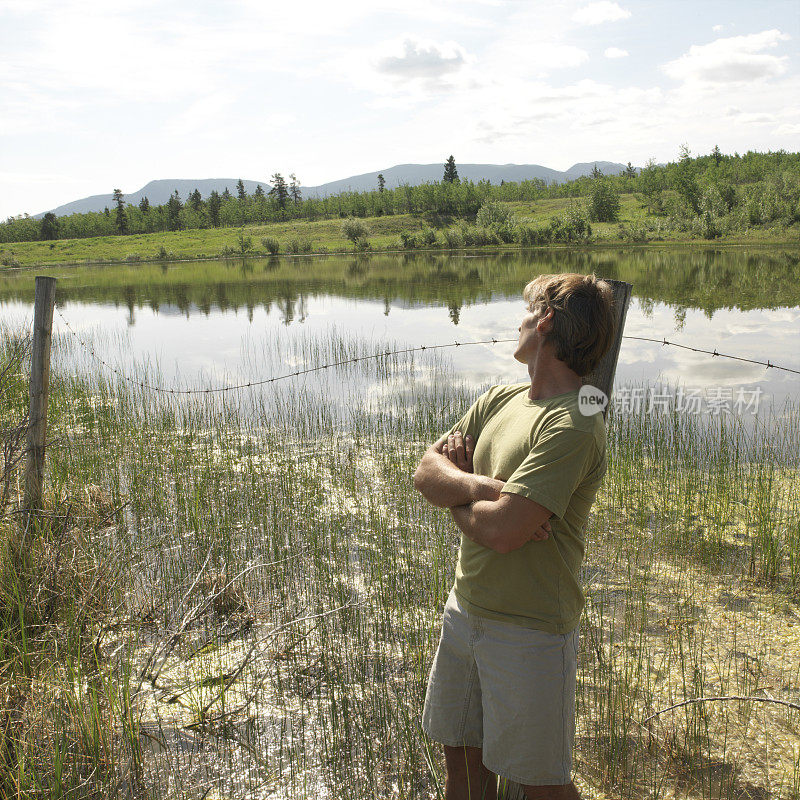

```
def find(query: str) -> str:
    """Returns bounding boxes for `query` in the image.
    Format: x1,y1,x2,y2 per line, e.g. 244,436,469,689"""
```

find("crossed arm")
413,431,553,554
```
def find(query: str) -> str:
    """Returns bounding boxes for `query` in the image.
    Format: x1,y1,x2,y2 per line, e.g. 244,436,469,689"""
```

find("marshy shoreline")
1,320,799,798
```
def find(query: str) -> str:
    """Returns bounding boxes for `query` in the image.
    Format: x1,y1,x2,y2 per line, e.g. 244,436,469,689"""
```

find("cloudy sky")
1,0,798,219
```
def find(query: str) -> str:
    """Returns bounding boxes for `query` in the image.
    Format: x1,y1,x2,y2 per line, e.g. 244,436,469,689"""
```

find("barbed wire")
623,335,800,376
53,303,799,397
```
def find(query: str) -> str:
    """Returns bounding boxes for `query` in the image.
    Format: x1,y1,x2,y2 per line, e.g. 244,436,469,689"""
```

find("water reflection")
1,249,798,422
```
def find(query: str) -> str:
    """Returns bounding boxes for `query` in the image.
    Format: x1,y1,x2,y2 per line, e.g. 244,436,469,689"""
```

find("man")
413,272,617,800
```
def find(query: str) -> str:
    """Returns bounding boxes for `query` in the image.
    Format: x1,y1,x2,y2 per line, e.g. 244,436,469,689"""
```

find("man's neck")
526,356,582,402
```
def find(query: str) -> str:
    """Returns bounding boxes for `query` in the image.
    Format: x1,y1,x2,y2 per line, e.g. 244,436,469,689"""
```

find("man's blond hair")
523,272,617,377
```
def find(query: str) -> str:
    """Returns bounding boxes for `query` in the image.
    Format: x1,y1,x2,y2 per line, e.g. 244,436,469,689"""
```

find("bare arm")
413,431,505,508
450,492,553,554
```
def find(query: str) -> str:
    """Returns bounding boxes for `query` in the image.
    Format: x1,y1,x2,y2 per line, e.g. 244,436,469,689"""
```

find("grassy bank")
1,322,799,798
2,194,798,270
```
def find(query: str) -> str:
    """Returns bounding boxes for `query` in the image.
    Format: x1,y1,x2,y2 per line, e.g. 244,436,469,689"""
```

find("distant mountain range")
33,161,634,219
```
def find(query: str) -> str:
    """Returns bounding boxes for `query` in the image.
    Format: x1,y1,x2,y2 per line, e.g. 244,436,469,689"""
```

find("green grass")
1,321,799,799
2,195,798,269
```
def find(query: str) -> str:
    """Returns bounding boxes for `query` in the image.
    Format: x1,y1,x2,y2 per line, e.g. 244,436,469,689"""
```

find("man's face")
513,303,552,364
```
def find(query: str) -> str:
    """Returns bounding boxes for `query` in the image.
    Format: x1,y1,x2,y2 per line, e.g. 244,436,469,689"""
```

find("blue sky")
1,0,798,219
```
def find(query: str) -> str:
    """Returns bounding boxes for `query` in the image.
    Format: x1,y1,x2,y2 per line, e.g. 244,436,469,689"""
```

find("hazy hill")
33,161,633,218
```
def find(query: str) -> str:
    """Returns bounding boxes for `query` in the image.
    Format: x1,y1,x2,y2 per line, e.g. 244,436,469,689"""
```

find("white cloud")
712,24,723,32
572,2,631,25
514,43,590,70
604,47,629,58
663,29,790,84
375,39,468,80
724,109,775,124
3,0,800,220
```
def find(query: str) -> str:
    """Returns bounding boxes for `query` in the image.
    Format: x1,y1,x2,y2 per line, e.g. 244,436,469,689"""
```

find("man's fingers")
531,521,551,541
463,434,475,473
438,432,474,472
453,431,466,467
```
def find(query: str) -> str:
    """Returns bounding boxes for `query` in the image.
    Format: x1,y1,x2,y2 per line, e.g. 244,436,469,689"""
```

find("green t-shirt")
445,382,606,634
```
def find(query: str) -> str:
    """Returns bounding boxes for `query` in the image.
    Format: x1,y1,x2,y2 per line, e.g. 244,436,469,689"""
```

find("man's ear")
537,306,555,333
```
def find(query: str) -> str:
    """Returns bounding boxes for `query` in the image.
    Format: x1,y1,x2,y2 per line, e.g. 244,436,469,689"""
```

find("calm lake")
1,247,799,428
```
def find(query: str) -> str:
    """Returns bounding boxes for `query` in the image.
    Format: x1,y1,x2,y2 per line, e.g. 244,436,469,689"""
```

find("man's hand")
414,431,502,508
414,431,552,549
439,431,475,473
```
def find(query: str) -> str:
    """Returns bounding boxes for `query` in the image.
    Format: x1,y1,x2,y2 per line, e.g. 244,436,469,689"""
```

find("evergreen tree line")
2,149,799,245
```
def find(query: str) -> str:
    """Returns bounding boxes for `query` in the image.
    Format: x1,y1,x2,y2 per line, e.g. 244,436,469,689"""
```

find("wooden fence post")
498,277,632,800
23,275,57,526
583,278,633,419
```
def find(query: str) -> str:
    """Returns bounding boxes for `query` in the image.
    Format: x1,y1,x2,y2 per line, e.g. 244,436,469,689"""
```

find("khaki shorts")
422,588,578,786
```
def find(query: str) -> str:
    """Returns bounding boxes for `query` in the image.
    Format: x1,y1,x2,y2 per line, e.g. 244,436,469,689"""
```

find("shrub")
124,254,141,262
457,224,497,247
548,204,592,243
476,201,513,227
517,225,551,246
341,218,370,246
700,187,728,219
588,179,621,222
400,231,417,249
261,237,280,255
694,210,723,240
418,227,437,247
496,221,516,244
442,228,464,249
617,222,650,243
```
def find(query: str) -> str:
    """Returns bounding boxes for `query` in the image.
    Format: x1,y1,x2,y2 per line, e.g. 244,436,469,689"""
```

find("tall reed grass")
1,320,798,799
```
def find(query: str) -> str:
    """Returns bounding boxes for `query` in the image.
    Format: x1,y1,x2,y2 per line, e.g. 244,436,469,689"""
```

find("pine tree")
270,173,289,210
166,190,183,231
188,188,203,212
237,179,247,201
377,173,386,192
443,156,459,184
591,163,603,179
222,187,232,201
624,162,637,178
208,190,221,227
139,196,150,213
711,144,722,166
289,173,302,205
254,184,265,199
112,189,128,234
40,212,59,240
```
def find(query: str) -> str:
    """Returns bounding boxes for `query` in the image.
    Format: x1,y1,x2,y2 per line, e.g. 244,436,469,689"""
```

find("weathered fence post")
23,275,57,526
498,277,632,800
583,278,633,419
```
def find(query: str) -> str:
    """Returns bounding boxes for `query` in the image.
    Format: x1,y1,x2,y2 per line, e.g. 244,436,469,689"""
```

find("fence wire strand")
52,303,800,397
